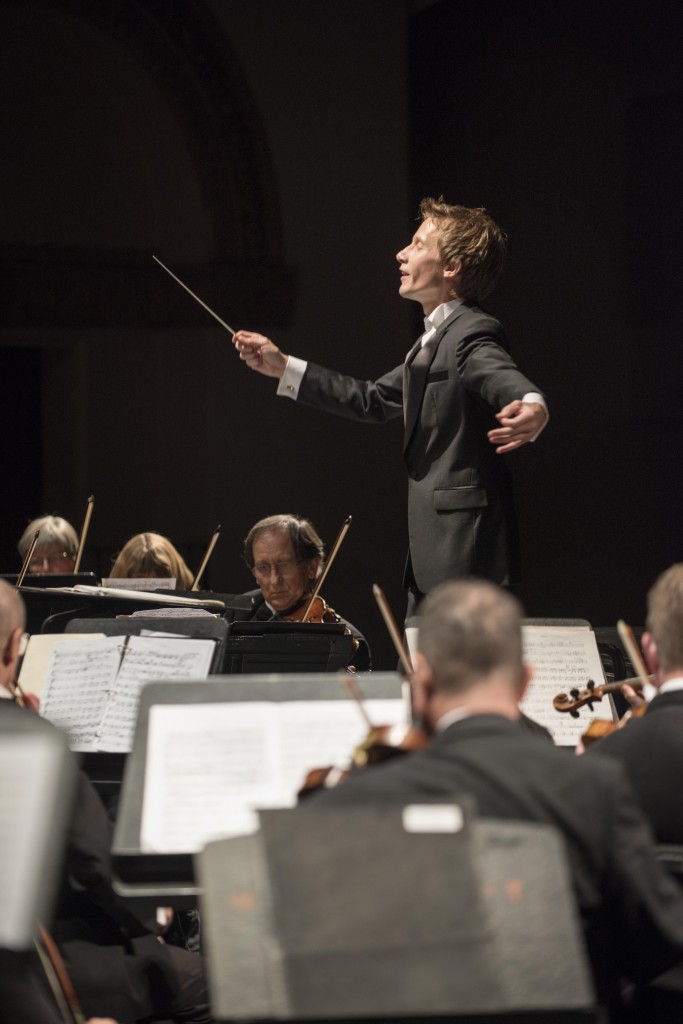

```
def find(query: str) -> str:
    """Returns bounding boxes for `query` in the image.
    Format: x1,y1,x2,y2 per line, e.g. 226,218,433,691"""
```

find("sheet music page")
98,635,215,752
520,626,614,746
102,577,177,591
18,632,106,698
40,636,122,751
141,698,405,853
0,735,65,948
278,699,404,795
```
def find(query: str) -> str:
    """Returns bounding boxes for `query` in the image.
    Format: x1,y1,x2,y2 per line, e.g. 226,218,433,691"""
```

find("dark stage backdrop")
411,0,683,631
2,0,682,666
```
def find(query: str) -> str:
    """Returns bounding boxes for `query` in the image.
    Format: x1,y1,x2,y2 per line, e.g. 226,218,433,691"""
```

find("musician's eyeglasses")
252,559,303,579
29,551,75,570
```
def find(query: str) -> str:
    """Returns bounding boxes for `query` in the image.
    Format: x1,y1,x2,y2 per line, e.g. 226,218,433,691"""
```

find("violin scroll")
553,676,645,716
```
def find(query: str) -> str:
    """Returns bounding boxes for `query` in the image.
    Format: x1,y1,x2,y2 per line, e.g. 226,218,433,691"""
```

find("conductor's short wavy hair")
243,514,325,580
110,532,193,589
419,197,506,302
17,515,78,559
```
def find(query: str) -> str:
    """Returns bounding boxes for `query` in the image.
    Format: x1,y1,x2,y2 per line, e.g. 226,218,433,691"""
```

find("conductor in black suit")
233,198,547,609
309,579,683,1021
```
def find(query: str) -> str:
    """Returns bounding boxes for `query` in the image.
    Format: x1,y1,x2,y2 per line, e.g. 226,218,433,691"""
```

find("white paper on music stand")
0,735,65,949
18,632,106,698
102,577,177,591
40,635,215,752
520,625,614,746
140,698,406,853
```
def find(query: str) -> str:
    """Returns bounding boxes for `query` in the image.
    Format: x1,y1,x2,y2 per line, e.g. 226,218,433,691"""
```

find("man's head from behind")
414,579,528,728
419,197,506,303
0,580,25,692
644,564,683,680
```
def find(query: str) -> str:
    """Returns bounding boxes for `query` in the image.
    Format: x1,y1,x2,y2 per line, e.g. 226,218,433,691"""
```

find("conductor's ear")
443,259,462,282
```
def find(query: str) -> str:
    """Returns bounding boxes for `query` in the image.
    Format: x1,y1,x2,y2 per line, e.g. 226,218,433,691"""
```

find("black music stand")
17,584,224,635
197,806,595,1023
112,673,406,904
1,572,98,588
224,619,354,673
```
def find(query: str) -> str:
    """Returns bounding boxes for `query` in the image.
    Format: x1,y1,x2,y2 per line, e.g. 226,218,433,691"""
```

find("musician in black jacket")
0,580,212,1023
588,564,683,1022
311,578,683,1022
589,563,683,843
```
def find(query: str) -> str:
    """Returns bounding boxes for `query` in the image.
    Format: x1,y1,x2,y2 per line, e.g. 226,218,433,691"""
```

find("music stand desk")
112,673,405,904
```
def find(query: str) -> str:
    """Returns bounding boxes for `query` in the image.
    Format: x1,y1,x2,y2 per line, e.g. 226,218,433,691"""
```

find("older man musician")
226,514,371,671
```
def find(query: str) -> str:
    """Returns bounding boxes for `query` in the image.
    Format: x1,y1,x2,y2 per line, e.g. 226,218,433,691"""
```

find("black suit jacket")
298,303,543,590
0,700,206,1022
311,713,683,1011
588,690,683,844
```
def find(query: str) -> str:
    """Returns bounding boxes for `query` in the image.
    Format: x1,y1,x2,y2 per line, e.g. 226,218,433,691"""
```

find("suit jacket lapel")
403,306,466,452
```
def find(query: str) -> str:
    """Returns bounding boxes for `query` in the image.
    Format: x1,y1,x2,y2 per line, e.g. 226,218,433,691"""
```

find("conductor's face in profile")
251,529,320,615
396,217,458,315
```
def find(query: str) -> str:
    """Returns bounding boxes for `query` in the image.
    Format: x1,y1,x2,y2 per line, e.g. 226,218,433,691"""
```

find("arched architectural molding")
0,0,294,330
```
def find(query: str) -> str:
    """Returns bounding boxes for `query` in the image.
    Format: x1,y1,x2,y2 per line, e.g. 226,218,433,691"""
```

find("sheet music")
18,632,106,697
0,735,68,949
520,626,614,746
98,635,215,751
40,635,215,752
102,577,177,591
141,698,405,853
40,636,122,750
49,584,224,609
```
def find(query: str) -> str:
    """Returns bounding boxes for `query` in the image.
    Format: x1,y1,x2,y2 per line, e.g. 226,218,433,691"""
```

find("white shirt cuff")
522,392,548,441
277,356,307,399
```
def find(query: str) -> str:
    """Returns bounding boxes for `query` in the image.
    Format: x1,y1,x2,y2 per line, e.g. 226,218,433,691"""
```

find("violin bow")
191,524,221,591
301,515,352,622
343,674,375,731
36,924,87,1024
153,255,236,337
616,619,651,691
372,583,414,676
73,494,94,573
16,530,41,587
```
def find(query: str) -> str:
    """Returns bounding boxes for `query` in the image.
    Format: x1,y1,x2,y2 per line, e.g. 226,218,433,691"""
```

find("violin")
298,710,429,797
298,588,428,798
580,703,648,749
575,619,651,750
282,592,361,658
282,593,343,625
553,676,647,716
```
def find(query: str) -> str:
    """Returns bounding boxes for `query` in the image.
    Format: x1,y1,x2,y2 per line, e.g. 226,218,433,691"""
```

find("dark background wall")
1,0,681,666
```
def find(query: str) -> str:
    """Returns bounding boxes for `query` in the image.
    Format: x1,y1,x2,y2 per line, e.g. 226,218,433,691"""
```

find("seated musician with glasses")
17,515,78,574
227,514,371,671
